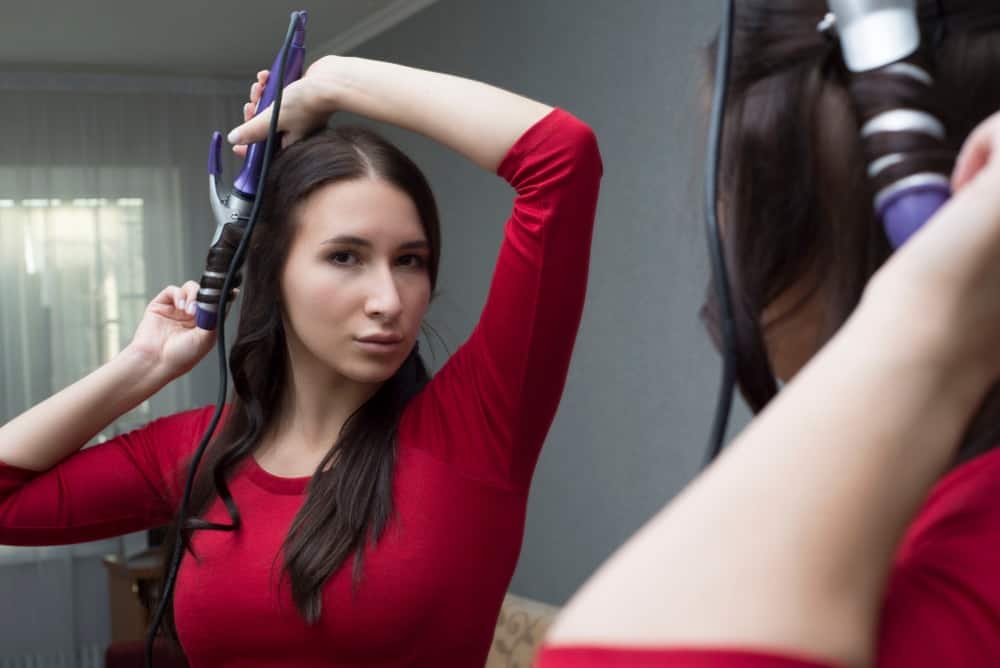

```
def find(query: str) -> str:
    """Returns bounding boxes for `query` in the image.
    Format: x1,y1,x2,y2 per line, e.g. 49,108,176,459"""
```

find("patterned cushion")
486,593,560,668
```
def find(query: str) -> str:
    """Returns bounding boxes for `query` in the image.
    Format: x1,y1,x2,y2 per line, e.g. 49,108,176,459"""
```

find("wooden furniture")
487,593,559,667
102,547,164,644
102,547,189,667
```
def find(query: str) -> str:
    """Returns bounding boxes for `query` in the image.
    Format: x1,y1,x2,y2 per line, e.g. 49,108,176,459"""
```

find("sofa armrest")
487,592,560,667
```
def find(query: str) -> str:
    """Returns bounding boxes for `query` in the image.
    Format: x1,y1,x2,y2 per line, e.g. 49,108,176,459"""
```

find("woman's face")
279,177,432,386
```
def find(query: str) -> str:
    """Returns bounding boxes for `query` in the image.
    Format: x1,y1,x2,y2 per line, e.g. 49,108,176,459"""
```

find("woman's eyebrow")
320,236,428,250
321,235,370,247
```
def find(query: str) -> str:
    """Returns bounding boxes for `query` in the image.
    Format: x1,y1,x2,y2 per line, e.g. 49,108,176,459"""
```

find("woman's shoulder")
898,444,1000,561
123,404,229,466
142,404,224,439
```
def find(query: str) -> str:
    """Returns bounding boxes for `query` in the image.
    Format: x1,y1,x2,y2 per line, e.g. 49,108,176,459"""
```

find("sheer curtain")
0,72,244,666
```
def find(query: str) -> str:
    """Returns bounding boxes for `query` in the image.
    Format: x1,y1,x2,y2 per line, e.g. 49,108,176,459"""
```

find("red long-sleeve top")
536,443,1000,667
0,108,603,668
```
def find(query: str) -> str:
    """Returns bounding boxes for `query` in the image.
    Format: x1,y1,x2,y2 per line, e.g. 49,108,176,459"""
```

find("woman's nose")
363,266,403,321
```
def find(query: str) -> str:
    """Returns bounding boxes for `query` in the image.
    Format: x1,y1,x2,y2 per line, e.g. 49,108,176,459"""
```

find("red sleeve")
402,108,602,490
534,646,837,668
874,450,1000,666
0,406,214,545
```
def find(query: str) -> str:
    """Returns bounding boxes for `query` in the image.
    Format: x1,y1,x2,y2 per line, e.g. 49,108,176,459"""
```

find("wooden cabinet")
102,548,164,644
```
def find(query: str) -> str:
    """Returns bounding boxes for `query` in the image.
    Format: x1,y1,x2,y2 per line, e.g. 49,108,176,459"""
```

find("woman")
540,2,1000,667
0,56,601,666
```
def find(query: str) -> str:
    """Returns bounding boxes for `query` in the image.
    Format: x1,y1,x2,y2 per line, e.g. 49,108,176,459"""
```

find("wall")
347,0,750,604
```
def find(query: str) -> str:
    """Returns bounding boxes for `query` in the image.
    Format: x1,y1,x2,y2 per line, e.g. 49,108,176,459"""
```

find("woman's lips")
354,336,403,353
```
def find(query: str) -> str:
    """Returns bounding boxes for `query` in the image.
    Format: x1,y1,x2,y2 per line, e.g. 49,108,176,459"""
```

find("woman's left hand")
230,55,553,172
228,63,334,156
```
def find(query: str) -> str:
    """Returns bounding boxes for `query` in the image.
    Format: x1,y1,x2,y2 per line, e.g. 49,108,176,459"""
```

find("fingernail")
227,129,241,144
178,299,186,310
186,303,197,315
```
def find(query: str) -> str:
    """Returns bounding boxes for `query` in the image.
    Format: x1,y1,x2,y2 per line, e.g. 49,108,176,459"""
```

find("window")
1,197,151,436
0,196,160,565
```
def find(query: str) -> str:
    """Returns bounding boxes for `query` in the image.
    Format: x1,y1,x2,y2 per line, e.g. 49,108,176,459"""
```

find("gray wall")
347,0,750,605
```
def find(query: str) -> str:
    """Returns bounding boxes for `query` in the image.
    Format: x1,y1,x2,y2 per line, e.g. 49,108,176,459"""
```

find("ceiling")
0,0,436,78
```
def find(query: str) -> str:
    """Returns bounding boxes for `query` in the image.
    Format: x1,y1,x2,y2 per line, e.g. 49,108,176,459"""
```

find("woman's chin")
339,357,406,386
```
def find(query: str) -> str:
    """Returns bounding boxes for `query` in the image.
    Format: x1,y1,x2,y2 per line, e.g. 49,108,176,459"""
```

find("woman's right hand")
125,281,217,380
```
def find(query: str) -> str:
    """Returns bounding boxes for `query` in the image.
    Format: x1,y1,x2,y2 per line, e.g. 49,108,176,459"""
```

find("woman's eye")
328,251,359,266
397,254,427,269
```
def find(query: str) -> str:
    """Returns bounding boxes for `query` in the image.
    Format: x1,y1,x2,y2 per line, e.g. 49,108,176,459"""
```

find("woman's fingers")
148,283,199,317
250,72,269,104
228,101,274,147
154,284,187,317
953,112,1000,192
182,281,200,315
953,134,991,192
242,70,270,120
231,75,280,146
150,284,178,306
170,283,198,316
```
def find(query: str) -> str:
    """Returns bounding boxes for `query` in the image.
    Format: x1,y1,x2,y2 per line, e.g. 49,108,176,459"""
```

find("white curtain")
0,72,244,665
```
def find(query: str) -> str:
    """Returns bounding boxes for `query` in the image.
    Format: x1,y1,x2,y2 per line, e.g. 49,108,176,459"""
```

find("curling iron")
195,11,308,329
145,11,309,667
826,0,952,247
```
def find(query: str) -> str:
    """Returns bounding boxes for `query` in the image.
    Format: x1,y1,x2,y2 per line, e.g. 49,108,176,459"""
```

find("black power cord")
702,0,738,467
144,12,304,666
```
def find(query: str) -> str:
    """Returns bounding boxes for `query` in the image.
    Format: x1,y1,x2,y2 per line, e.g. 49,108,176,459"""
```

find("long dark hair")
160,126,442,638
701,1,1000,462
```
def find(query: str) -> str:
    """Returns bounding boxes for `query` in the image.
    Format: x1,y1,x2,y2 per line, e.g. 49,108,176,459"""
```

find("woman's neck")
262,342,381,464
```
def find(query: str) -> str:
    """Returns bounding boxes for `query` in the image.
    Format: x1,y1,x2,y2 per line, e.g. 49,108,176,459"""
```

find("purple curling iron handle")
195,11,308,330
878,180,951,248
233,12,308,198
826,0,952,248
